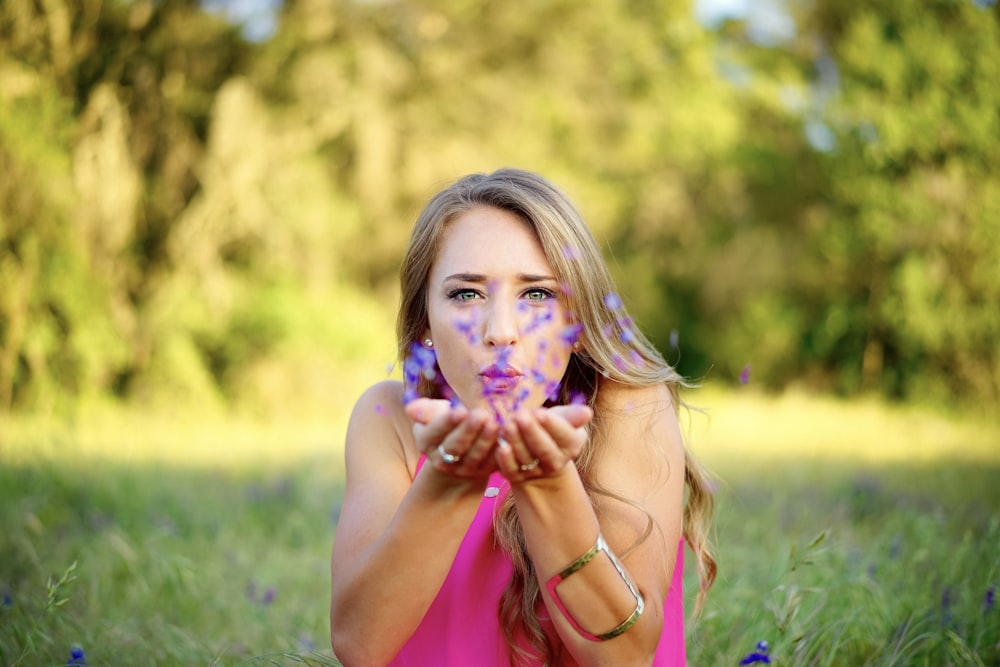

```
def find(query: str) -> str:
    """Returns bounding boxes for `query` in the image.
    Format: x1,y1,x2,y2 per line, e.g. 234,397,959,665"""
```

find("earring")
572,341,582,351
424,338,433,348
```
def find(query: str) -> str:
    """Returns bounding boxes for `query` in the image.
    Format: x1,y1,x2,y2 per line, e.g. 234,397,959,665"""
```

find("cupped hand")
494,404,593,482
405,398,500,478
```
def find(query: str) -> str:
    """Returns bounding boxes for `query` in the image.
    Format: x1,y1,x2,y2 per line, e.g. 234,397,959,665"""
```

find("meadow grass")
1,386,997,666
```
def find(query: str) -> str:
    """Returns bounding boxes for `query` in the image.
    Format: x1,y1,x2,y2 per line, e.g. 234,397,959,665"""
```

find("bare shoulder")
592,379,685,488
346,380,420,477
596,378,676,417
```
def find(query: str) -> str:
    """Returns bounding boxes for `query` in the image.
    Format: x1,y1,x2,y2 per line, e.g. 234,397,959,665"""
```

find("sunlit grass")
686,384,999,466
1,386,997,665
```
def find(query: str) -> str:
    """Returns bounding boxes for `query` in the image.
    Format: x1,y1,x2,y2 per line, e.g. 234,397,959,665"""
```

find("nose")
483,302,519,347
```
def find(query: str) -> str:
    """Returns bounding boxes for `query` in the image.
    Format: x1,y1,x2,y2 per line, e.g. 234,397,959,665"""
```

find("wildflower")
454,316,479,344
941,585,954,625
1,590,12,608
888,534,902,560
67,644,86,666
739,640,771,664
562,245,582,260
261,586,276,605
497,347,514,371
545,380,561,402
560,323,583,346
612,354,628,372
985,585,995,614
739,364,751,385
941,585,953,611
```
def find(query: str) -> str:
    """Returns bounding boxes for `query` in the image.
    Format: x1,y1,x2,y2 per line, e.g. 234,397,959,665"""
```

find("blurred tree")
812,0,1000,406
686,0,1000,407
3,0,997,413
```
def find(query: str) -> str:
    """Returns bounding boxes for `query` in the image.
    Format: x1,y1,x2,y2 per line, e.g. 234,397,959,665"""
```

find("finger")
513,411,564,471
405,398,455,425
493,437,523,478
415,405,468,456
534,409,588,459
498,419,538,469
545,403,594,428
434,410,501,476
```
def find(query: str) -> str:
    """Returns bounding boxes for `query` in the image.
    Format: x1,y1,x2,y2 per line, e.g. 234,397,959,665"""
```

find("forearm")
512,468,661,666
330,468,487,665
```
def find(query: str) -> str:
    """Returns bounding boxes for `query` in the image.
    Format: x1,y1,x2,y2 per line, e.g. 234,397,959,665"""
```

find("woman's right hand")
405,398,501,478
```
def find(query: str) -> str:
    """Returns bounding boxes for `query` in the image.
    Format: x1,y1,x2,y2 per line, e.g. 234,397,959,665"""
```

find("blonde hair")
397,168,715,664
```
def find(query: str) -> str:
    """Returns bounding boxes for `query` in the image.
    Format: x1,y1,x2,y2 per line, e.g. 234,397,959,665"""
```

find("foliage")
1,0,998,413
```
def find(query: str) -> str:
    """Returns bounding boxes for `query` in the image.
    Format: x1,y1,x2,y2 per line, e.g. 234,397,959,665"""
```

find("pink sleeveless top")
388,470,687,666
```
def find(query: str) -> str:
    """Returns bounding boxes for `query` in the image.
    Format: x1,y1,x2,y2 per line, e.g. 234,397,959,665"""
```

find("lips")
479,363,522,395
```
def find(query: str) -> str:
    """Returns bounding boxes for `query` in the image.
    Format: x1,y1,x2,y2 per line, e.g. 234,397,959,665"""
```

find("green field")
1,388,997,666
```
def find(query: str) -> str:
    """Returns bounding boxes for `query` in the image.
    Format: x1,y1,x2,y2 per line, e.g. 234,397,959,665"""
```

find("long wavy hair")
397,168,715,665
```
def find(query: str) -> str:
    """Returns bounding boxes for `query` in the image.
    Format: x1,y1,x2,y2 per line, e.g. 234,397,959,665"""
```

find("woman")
330,168,715,666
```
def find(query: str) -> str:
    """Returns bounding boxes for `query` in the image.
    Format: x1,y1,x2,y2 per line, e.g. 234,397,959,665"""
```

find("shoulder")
591,379,685,483
346,380,420,476
596,378,675,414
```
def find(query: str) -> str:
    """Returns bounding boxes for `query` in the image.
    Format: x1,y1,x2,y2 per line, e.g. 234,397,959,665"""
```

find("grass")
1,386,997,666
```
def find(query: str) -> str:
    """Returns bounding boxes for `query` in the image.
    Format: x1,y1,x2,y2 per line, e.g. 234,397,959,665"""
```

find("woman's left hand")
494,404,593,482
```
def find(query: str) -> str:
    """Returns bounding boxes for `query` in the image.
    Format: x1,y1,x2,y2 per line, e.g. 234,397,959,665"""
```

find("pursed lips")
479,364,522,395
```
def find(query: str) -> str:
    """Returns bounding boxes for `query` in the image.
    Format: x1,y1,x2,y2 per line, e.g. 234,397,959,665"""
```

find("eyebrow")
443,272,557,283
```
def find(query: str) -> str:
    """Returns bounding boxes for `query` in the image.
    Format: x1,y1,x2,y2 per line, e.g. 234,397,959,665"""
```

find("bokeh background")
1,0,998,665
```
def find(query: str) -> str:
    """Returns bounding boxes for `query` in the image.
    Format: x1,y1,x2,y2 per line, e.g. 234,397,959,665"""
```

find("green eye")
448,289,480,302
524,288,555,301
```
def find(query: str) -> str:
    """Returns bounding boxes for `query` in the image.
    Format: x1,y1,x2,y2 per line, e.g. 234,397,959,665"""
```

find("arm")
499,382,686,666
329,381,499,666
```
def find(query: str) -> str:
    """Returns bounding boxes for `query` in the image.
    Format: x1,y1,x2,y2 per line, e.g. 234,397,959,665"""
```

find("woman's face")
425,206,575,419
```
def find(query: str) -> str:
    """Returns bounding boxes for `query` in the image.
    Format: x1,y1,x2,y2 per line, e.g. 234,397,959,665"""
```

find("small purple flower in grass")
739,364,751,385
941,585,954,625
261,586,276,605
941,585,953,611
67,644,86,666
1,590,12,608
985,585,995,614
739,640,771,664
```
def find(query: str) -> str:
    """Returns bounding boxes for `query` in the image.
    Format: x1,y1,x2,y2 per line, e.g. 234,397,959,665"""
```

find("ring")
437,443,461,464
519,458,540,472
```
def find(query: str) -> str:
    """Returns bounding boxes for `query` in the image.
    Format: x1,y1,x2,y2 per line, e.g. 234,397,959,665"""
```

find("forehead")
432,206,554,276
